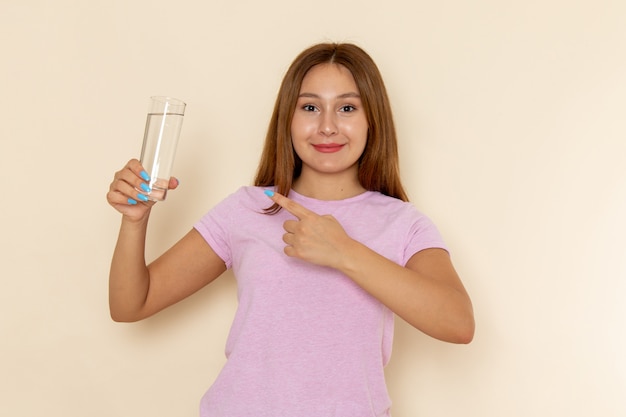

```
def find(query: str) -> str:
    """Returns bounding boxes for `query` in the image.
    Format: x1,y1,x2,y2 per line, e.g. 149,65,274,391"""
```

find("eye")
339,105,357,112
302,104,317,112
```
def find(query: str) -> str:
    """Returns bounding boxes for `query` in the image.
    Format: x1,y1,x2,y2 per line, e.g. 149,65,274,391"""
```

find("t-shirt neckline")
288,188,374,206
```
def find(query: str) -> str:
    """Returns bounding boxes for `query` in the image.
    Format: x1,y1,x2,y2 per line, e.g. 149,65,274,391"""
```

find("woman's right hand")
107,159,179,222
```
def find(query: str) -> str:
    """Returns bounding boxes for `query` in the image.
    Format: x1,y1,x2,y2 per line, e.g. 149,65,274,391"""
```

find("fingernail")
264,189,274,198
140,171,150,182
140,183,151,193
137,193,149,202
127,198,138,205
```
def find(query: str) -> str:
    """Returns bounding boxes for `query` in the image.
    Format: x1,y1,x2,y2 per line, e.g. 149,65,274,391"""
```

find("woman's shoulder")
362,192,441,230
221,185,271,202
237,185,275,205
197,186,270,224
363,191,421,213
208,186,270,211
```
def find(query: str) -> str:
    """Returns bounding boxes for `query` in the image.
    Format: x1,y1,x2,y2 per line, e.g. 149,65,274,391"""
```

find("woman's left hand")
265,191,352,268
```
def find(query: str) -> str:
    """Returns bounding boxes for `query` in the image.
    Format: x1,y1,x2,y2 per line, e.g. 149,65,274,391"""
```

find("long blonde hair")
254,43,408,212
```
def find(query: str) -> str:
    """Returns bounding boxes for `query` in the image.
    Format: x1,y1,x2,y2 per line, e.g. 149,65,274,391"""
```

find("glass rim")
150,96,186,107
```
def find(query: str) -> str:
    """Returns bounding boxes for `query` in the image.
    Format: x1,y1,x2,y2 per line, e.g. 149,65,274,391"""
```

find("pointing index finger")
264,189,314,219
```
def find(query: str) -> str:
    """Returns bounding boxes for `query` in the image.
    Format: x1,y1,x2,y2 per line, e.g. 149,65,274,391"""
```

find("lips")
312,143,345,153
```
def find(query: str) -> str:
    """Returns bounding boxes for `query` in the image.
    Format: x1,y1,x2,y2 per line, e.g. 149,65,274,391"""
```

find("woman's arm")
266,191,475,344
107,159,227,322
109,226,226,322
337,245,474,344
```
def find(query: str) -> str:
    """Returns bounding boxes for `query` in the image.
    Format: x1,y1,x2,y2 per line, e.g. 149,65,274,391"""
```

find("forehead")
300,63,358,93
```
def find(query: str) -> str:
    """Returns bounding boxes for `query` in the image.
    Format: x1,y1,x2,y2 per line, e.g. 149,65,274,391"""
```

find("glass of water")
139,96,186,201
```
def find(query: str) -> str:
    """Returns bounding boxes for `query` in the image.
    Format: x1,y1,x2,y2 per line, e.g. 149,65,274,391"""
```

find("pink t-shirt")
193,186,447,417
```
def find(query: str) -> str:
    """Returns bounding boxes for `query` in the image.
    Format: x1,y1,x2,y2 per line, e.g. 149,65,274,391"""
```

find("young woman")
107,42,474,417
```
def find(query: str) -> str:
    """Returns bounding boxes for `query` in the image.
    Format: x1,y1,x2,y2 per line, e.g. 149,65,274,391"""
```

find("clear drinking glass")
139,96,186,201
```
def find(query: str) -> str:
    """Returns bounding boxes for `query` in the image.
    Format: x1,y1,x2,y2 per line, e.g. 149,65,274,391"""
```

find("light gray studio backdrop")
1,1,624,416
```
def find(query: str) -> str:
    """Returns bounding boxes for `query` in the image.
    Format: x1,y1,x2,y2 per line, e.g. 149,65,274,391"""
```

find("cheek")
289,128,306,157
344,122,369,145
290,117,314,140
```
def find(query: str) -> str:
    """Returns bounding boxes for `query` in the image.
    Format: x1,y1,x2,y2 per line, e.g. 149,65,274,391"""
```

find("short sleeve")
402,207,448,265
193,193,238,269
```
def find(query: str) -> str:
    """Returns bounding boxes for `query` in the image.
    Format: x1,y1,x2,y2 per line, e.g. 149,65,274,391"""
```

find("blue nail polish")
127,198,138,205
140,183,151,193
137,193,149,202
264,189,274,198
140,170,150,182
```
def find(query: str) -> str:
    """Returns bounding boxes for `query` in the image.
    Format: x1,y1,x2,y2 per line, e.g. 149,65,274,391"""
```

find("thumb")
168,177,180,190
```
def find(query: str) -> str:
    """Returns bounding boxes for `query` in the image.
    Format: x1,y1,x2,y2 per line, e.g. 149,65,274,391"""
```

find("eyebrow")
298,92,361,99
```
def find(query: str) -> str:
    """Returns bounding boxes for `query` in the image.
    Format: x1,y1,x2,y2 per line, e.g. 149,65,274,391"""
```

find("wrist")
120,211,151,230
334,237,366,274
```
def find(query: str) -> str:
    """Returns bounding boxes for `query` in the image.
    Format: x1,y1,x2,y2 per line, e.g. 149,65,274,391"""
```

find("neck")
292,168,366,201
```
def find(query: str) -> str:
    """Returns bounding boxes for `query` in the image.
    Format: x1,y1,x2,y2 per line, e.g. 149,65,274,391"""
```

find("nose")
319,111,338,136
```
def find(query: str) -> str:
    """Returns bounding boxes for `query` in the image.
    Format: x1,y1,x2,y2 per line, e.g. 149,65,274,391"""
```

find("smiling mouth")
312,143,345,153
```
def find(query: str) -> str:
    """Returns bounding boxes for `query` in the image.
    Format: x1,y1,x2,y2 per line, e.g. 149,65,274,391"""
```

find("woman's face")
290,63,368,180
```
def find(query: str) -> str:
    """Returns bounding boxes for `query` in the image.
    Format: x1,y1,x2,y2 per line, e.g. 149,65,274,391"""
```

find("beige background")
1,0,625,416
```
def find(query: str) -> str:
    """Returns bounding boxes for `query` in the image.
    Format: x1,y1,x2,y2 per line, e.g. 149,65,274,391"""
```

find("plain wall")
1,1,624,416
